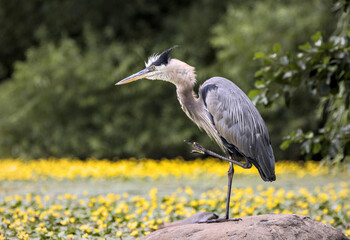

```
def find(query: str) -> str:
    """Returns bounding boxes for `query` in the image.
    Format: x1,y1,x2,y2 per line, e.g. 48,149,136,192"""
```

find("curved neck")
175,82,223,150
176,84,201,122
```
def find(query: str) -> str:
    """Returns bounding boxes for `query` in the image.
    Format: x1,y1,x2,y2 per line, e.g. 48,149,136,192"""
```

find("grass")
0,158,349,239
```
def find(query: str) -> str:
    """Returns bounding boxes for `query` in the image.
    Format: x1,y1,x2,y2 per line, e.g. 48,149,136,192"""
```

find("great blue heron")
116,46,276,221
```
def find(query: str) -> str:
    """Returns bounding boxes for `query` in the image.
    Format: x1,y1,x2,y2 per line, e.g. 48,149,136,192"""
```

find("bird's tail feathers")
250,158,276,182
248,145,276,182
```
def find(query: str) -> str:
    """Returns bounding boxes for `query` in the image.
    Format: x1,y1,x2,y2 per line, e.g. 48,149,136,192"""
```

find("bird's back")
199,77,276,182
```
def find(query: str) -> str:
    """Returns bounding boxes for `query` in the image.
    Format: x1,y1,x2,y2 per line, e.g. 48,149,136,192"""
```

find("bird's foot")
184,140,206,155
184,140,253,169
197,217,242,224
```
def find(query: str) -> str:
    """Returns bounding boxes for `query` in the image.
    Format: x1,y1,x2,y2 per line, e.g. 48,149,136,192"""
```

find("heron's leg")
197,163,241,223
225,162,234,220
184,140,252,169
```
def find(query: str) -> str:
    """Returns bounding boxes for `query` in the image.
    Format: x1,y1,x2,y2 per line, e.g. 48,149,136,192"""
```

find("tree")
251,0,350,163
210,0,336,160
0,0,231,159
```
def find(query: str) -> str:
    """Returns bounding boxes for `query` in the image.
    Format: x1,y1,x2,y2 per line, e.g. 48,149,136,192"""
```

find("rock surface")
141,213,349,240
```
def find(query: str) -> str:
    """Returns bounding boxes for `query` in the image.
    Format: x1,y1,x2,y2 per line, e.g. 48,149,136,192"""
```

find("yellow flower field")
0,158,333,181
0,158,349,239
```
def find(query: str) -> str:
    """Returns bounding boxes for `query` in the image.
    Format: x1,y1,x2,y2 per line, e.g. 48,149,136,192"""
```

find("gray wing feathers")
200,77,276,181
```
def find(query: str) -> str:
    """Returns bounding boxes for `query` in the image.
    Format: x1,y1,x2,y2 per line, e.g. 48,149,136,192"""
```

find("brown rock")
141,213,349,240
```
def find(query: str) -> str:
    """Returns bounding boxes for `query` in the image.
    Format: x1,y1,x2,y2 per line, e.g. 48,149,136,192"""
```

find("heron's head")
116,46,196,87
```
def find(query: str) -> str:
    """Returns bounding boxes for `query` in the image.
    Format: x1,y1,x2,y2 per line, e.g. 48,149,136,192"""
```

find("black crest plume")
151,46,178,66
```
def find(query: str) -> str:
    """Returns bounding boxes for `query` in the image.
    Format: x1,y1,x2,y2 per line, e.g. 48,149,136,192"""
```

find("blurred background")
0,0,348,162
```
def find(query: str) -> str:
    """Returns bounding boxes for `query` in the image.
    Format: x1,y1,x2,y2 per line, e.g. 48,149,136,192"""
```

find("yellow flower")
147,219,155,225
80,225,89,231
345,229,350,237
116,231,123,237
334,205,341,213
184,187,193,196
156,218,163,224
17,231,29,240
127,221,138,230
136,208,144,214
245,207,255,215
0,159,337,180
286,191,294,199
254,196,265,204
299,209,309,215
273,209,280,214
149,188,157,198
64,193,72,200
60,220,68,225
307,196,316,204
130,230,139,236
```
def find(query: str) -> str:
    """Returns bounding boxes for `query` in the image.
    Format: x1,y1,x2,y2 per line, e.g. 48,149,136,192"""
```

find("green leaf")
305,131,314,139
280,140,291,150
255,79,266,88
254,70,264,78
311,31,322,42
323,56,331,65
273,43,281,53
312,143,322,154
299,42,311,51
254,52,265,59
248,89,260,99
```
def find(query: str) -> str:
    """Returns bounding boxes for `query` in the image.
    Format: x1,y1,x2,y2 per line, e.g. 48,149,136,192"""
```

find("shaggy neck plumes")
164,59,197,89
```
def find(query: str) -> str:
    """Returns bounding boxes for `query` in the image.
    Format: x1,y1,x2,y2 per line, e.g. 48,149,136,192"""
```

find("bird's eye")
151,66,155,70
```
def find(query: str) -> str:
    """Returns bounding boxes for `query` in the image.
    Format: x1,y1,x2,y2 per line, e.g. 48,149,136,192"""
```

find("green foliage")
210,0,336,160
0,1,229,159
251,3,350,162
0,35,185,159
0,29,217,159
210,0,334,91
0,36,124,158
0,0,348,161
0,0,193,82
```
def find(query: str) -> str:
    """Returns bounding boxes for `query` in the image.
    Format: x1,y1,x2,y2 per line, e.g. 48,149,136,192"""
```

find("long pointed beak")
116,68,151,85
